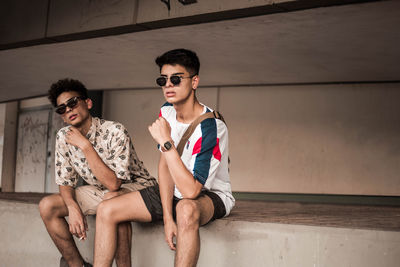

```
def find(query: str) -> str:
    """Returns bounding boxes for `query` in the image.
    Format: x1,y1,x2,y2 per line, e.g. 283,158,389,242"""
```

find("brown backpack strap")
176,111,226,156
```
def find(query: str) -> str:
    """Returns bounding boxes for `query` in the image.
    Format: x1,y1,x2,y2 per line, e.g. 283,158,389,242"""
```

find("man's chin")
69,119,82,127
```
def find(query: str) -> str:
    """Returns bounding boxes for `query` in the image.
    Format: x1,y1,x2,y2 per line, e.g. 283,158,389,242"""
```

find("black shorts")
139,184,226,223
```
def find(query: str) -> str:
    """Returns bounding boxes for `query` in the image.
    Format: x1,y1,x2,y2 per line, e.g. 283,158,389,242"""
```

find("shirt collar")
85,117,98,142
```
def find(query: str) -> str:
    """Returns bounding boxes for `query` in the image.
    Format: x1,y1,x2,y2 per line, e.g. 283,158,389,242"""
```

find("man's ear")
86,98,93,110
192,75,200,90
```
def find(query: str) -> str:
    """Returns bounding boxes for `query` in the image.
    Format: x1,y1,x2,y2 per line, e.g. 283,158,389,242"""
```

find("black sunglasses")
55,96,85,114
156,74,196,87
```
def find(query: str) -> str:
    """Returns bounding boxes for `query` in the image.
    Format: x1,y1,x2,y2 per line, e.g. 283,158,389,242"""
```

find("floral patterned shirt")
55,117,156,189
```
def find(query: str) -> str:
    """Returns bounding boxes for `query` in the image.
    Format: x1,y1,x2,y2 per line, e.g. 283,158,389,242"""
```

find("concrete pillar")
1,101,18,192
0,104,4,187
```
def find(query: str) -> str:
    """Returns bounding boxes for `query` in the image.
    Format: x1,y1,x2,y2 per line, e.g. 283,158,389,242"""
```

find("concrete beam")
0,0,374,50
47,0,139,38
0,0,49,45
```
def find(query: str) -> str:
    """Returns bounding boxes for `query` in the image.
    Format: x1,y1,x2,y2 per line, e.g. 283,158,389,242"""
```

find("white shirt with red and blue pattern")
159,103,235,216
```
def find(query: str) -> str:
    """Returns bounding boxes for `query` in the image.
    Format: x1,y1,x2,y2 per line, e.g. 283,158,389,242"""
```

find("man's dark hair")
155,49,200,76
48,78,88,107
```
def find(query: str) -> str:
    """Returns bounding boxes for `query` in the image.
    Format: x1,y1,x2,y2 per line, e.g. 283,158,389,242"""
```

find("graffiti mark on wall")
15,110,50,192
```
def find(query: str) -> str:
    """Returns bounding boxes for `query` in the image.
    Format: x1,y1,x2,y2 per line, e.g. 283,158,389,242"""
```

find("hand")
67,205,88,241
163,220,177,250
148,117,172,146
65,127,90,150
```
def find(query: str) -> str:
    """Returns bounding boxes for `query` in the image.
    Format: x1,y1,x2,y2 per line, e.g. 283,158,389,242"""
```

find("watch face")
164,141,172,150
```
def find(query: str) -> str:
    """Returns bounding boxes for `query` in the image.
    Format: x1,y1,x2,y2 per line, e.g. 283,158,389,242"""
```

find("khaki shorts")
75,183,145,215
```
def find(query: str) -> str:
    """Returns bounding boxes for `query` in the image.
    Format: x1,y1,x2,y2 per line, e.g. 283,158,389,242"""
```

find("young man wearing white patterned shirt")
39,78,157,267
93,49,234,267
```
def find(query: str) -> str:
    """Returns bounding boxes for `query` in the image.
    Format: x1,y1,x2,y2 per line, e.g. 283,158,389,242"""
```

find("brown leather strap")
176,111,225,156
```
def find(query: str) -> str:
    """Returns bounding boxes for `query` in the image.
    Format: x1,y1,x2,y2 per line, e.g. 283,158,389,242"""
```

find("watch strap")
161,141,173,152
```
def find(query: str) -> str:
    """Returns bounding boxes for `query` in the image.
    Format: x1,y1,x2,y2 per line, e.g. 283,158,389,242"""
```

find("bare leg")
114,222,132,267
103,191,132,267
39,194,84,267
174,196,214,267
94,191,152,267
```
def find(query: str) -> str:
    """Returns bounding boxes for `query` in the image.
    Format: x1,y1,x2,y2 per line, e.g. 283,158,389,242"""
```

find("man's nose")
165,77,174,87
65,105,73,113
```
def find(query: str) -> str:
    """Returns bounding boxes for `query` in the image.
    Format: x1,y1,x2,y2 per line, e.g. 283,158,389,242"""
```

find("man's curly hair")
48,78,88,107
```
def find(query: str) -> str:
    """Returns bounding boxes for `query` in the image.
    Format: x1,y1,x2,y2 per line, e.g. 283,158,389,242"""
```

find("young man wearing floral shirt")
93,49,234,267
39,78,157,267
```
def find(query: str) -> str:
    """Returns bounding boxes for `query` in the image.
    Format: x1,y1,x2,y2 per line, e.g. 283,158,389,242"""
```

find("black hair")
48,78,88,107
155,48,200,76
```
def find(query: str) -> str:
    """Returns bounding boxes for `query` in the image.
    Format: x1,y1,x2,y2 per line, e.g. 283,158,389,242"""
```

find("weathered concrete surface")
47,0,138,37
1,200,400,267
0,200,60,266
0,0,48,44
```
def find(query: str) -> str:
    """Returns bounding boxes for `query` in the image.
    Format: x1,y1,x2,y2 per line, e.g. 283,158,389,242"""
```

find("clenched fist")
148,117,172,146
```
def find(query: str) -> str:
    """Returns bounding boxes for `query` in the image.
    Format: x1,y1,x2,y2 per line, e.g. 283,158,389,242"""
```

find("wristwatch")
161,140,173,152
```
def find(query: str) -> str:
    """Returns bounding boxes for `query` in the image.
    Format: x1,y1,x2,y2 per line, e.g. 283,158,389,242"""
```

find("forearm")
81,144,121,191
162,147,202,199
159,155,175,222
148,116,202,199
59,185,88,239
59,185,80,209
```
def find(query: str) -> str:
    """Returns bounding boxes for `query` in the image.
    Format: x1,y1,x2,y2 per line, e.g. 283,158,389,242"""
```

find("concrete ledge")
2,192,400,231
0,192,49,203
1,199,400,267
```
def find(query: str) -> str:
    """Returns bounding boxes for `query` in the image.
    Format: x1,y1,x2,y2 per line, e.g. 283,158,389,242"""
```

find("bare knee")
39,195,63,220
176,200,200,230
96,200,118,224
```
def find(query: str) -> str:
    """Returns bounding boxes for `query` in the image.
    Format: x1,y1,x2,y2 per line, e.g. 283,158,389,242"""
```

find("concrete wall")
4,82,399,196
2,200,400,267
222,83,400,195
103,83,400,196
